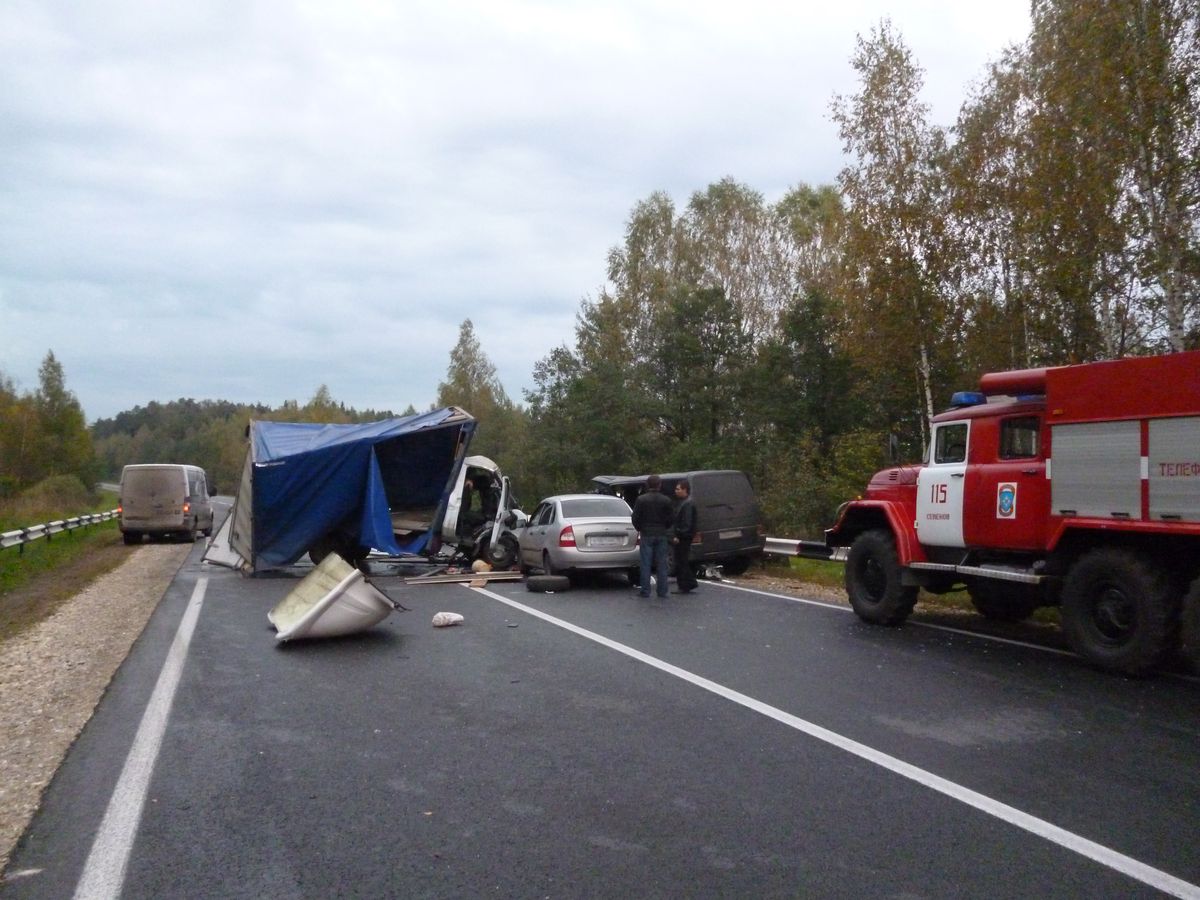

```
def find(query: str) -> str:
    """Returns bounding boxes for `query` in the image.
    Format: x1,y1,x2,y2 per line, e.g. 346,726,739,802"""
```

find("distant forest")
3,4,1198,537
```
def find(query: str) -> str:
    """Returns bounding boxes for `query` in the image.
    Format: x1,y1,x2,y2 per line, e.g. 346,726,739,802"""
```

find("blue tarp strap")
359,449,404,556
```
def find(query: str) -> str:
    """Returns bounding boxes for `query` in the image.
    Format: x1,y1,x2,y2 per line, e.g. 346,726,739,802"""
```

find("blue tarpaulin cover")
243,408,475,569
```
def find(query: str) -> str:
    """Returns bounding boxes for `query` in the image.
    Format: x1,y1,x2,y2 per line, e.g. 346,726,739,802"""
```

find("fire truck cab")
826,350,1200,674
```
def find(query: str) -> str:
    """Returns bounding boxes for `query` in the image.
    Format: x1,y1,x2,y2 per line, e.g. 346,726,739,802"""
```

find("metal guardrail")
763,536,848,562
1,510,119,553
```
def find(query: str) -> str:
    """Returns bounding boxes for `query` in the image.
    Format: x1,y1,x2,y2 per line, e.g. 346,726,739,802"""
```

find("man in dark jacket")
631,474,674,598
671,479,698,593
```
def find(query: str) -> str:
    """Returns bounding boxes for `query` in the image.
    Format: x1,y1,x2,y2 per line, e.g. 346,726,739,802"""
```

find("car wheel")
526,574,571,593
542,551,562,577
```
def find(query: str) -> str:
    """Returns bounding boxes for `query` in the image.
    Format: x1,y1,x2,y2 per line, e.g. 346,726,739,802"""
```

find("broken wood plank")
404,571,523,585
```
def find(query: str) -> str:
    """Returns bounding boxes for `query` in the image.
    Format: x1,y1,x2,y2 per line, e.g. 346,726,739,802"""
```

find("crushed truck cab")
827,350,1200,674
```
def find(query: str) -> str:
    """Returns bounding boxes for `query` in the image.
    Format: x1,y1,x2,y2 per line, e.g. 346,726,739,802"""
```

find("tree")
436,319,528,475
34,351,95,485
831,20,954,449
648,285,750,457
298,385,351,423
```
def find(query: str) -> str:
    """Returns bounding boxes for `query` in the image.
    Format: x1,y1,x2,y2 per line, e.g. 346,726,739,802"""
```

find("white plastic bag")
431,611,465,628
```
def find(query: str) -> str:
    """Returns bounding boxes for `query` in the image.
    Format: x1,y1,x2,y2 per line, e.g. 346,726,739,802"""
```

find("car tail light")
558,525,576,547
692,532,701,544
183,501,191,514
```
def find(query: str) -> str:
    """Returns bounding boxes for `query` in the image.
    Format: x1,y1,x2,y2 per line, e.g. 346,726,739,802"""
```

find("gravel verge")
0,543,191,874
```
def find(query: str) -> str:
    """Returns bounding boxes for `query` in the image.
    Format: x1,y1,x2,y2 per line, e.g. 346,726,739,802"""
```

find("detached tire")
526,575,571,593
967,580,1040,622
845,530,917,625
1061,547,1180,675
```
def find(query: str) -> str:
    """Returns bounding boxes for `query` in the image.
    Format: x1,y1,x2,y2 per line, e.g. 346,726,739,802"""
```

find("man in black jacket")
631,474,674,598
671,479,698,593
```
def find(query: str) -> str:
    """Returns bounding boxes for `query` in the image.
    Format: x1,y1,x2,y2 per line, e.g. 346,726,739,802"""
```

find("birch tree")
831,20,951,448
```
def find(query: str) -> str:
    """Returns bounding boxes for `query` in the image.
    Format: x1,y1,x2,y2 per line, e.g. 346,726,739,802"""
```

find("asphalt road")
4,543,1199,899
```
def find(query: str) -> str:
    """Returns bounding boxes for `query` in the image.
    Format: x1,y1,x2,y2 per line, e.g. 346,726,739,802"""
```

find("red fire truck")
826,350,1200,674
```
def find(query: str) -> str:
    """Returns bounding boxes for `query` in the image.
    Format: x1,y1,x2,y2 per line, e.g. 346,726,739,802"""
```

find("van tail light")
117,504,123,515
558,525,576,547
692,533,702,544
183,501,191,514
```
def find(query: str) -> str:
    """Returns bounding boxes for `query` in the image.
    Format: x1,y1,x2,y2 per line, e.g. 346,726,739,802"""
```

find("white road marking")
73,577,208,900
716,581,1200,683
716,582,1073,655
475,585,1200,899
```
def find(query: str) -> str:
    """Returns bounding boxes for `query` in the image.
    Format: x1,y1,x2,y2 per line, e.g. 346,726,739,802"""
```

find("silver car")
518,494,639,578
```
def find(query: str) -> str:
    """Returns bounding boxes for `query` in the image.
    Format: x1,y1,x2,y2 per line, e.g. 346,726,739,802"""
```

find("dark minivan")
591,470,765,575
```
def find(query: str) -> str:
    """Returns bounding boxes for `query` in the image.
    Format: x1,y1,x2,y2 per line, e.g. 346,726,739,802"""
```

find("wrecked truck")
204,407,521,574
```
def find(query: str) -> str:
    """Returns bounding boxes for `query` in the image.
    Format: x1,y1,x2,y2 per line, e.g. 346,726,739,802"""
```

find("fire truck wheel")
845,529,918,625
1061,548,1181,675
967,581,1039,622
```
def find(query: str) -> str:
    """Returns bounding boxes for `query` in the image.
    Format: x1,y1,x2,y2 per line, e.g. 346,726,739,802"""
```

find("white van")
118,464,214,544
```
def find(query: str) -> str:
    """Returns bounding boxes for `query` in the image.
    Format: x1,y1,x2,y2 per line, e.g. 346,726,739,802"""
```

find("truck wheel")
486,534,519,569
123,531,141,545
845,530,917,625
307,533,345,565
1061,548,1181,675
967,581,1039,622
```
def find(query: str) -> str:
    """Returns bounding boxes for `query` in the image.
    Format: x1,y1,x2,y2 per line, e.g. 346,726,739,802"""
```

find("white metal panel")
1051,421,1141,517
1149,416,1200,522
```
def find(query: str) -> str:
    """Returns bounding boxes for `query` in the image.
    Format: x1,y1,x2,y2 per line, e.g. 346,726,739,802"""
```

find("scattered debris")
431,611,464,627
268,554,396,642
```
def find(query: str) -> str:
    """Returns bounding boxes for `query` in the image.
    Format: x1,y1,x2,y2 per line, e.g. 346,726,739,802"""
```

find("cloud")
0,0,1030,421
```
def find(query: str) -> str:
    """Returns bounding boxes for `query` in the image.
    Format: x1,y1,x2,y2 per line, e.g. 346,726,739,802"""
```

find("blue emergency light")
948,391,987,408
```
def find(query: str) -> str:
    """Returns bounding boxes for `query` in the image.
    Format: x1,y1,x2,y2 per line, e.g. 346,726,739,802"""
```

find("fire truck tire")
967,581,1039,622
1061,548,1181,675
845,529,918,625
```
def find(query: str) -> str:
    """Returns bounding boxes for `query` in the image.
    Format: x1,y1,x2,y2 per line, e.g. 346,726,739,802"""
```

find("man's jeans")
639,534,670,597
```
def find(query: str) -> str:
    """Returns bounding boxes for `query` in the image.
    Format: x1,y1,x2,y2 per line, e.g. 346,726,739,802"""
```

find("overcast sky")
0,0,1031,423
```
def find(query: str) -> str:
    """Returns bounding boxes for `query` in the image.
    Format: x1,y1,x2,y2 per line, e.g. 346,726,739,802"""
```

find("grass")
0,486,131,643
769,553,1063,626
783,556,846,588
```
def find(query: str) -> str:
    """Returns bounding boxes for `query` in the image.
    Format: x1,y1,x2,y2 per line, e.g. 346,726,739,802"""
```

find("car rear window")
124,468,182,493
561,497,631,518
691,472,753,506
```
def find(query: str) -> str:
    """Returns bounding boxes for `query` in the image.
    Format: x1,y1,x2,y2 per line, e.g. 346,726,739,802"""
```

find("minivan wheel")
721,556,752,576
